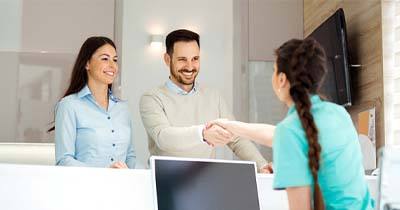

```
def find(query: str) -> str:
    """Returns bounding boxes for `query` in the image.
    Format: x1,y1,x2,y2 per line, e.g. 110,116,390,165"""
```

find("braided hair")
275,38,327,210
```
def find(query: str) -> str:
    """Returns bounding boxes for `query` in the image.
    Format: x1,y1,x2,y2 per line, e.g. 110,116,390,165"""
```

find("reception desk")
0,164,377,210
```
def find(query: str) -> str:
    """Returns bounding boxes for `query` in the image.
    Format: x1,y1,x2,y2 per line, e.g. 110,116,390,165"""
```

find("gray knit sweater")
139,85,268,169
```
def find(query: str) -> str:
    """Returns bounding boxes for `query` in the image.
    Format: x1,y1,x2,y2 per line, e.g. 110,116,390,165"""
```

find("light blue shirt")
55,85,136,168
273,95,374,210
165,78,198,95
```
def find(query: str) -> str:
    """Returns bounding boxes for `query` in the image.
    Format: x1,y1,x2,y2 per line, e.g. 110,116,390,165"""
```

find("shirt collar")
287,95,322,116
77,85,119,103
77,85,91,98
165,78,198,95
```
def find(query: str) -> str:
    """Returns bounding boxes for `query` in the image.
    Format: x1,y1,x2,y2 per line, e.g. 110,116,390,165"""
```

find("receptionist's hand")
110,161,128,169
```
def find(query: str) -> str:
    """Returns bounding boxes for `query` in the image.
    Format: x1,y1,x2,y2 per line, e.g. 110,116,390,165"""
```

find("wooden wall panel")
304,0,385,150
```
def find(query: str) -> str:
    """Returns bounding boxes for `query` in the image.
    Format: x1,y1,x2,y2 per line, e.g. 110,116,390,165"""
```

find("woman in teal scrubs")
209,38,374,210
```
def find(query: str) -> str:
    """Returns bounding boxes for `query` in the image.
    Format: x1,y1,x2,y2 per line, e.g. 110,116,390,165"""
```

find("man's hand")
109,161,128,169
259,162,273,174
205,118,230,130
203,124,234,147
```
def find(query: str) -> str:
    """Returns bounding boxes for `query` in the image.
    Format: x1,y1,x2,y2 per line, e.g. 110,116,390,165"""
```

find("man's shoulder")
139,86,170,108
197,86,222,98
141,86,167,97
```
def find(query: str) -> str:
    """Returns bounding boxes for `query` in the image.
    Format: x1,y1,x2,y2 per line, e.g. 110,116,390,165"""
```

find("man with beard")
139,29,269,172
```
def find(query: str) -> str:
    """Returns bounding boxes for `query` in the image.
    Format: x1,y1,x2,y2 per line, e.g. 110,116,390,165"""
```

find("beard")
170,63,198,86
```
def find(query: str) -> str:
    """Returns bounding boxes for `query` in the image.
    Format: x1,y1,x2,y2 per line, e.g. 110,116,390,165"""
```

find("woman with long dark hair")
208,38,374,209
50,36,135,169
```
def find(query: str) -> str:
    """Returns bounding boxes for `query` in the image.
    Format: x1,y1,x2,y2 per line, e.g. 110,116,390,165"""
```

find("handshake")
202,119,274,174
202,119,235,147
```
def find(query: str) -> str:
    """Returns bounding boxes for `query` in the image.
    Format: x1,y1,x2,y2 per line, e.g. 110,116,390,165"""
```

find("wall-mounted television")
307,8,352,106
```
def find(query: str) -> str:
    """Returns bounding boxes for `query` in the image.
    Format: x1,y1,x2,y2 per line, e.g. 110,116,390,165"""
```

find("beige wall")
304,0,385,150
21,0,114,53
249,0,304,61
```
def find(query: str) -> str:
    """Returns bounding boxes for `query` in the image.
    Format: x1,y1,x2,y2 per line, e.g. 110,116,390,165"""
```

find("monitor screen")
151,157,260,210
307,8,352,106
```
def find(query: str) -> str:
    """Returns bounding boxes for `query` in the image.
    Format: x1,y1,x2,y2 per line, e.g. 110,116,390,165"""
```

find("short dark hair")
165,29,200,56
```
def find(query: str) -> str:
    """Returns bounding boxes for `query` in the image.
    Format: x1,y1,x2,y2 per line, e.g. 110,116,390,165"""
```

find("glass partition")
0,0,115,143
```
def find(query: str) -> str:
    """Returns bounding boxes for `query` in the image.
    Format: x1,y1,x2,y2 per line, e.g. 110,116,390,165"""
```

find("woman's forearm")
225,121,275,147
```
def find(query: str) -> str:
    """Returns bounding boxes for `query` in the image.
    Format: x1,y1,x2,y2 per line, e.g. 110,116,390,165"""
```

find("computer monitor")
150,156,260,210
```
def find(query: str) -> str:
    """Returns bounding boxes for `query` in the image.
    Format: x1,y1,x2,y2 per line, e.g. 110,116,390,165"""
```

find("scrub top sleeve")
273,124,313,189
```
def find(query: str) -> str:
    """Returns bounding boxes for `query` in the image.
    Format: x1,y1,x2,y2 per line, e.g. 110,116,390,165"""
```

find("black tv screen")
307,8,352,106
152,158,260,210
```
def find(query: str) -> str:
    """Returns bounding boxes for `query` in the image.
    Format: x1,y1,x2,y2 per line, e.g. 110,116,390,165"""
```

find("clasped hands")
202,119,235,147
203,119,273,174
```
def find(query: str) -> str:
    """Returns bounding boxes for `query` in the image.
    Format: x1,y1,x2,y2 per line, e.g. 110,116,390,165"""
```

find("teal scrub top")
273,95,375,210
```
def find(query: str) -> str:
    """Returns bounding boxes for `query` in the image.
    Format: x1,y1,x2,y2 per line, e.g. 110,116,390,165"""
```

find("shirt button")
111,130,114,133
111,158,114,161
112,143,115,147
107,116,111,120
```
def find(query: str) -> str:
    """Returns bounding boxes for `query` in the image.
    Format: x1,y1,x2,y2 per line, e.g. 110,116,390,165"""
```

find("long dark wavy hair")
48,36,116,132
275,38,327,210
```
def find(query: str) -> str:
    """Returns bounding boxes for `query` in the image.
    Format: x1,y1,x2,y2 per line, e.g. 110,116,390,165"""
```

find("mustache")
178,69,197,73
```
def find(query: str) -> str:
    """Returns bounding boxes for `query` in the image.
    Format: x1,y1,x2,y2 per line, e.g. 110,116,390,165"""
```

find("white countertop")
0,164,377,210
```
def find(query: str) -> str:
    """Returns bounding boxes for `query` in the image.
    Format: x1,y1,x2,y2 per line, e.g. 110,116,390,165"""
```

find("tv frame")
307,8,352,107
150,156,260,210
